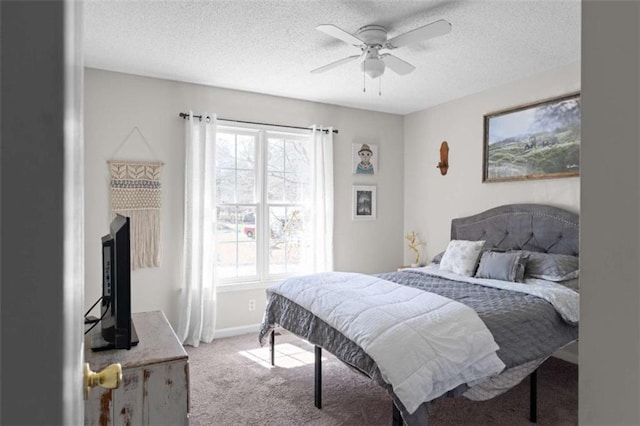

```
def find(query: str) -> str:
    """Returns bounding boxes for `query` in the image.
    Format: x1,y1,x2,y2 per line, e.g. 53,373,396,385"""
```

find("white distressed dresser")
84,310,189,425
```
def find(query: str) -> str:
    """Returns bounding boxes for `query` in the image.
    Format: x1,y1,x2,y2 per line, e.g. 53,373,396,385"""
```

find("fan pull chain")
362,69,366,93
379,76,382,96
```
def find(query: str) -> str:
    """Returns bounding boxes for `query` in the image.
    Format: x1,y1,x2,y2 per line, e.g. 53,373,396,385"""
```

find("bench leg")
270,329,275,366
530,369,537,423
315,346,322,409
392,402,402,426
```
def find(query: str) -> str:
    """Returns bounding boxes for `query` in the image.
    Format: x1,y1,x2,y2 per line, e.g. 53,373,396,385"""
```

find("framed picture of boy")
352,143,378,175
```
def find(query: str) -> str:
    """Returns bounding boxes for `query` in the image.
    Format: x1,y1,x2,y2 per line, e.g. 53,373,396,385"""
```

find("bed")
258,204,579,425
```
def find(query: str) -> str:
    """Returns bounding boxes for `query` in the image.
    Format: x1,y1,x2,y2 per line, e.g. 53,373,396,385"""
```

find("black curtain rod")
178,112,338,134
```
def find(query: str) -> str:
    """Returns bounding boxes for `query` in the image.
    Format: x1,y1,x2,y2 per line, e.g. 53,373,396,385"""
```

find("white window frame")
215,123,313,291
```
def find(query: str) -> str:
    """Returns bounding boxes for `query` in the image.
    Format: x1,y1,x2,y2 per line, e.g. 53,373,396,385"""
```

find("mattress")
258,268,578,425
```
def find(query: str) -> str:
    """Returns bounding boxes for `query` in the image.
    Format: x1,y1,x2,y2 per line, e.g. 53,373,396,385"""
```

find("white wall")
403,61,580,263
85,61,581,342
84,68,404,331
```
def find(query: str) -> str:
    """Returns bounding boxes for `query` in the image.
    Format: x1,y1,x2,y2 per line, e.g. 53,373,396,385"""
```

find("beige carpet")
186,331,577,425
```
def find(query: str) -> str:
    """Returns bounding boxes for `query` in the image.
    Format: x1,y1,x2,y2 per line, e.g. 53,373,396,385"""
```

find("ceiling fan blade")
316,24,363,46
311,55,360,74
384,19,452,49
381,54,415,75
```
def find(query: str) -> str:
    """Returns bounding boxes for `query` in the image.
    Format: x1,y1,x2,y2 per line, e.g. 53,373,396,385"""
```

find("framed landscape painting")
483,93,581,182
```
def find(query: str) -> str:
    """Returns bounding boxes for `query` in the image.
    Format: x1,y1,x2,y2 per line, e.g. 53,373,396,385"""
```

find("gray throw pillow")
431,251,445,264
475,251,529,282
432,247,504,265
516,250,579,281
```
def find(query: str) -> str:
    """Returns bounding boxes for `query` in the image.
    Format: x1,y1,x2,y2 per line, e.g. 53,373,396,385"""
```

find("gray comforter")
258,269,578,425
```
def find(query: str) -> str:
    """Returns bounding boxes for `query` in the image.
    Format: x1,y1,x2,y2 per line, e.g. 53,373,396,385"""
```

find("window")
215,124,313,286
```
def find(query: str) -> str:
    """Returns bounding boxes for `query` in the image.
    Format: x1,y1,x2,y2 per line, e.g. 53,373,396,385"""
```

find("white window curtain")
178,111,217,347
311,125,334,272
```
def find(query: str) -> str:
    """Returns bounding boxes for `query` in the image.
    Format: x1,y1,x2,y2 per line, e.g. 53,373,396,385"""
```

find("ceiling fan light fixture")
361,57,385,79
314,19,452,82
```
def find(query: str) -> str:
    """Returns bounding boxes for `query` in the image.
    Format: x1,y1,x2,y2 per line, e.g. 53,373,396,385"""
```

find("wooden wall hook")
436,141,449,175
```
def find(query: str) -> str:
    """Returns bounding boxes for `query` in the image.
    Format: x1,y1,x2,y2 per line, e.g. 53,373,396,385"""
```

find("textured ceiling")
84,0,580,115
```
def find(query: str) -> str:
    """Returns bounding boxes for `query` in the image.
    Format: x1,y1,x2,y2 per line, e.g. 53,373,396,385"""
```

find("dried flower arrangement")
405,231,425,266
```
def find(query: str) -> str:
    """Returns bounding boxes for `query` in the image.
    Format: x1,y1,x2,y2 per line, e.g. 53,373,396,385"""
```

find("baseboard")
214,323,261,339
552,347,579,364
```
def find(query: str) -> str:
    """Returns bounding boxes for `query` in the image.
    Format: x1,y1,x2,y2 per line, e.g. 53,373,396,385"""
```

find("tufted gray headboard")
451,204,579,257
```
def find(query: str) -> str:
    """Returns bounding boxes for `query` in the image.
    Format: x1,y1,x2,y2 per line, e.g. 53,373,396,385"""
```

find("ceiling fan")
311,20,452,80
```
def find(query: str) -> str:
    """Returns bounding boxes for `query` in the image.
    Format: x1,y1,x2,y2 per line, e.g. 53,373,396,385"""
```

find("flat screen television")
91,214,139,351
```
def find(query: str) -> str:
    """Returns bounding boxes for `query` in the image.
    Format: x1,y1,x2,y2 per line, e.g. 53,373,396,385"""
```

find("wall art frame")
483,92,581,183
352,143,378,175
352,185,376,220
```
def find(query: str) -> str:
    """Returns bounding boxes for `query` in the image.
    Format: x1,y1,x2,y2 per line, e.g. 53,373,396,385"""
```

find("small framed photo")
352,143,377,175
352,185,376,220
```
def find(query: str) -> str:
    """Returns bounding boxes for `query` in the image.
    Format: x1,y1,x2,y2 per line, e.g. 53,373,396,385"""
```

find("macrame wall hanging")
108,126,164,270
109,161,164,269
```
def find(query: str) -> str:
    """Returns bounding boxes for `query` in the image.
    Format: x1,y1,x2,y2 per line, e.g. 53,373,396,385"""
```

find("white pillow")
439,240,486,276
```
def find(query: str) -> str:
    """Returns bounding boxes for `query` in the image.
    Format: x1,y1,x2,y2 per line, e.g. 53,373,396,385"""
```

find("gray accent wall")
580,2,640,424
1,1,66,424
